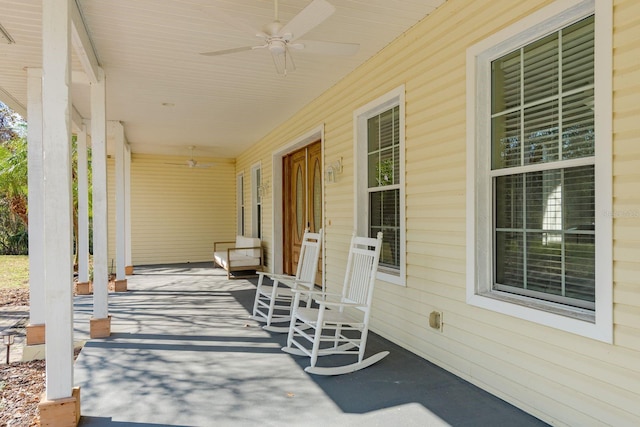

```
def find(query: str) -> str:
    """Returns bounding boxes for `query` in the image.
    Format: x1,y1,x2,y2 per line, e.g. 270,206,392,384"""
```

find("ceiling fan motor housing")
269,39,287,55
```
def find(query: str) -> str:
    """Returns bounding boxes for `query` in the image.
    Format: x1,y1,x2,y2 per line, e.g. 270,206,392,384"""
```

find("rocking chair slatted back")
343,233,382,310
296,230,323,285
252,228,323,331
282,231,388,375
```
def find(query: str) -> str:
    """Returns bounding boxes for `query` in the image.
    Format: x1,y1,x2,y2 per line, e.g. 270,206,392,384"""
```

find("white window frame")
354,85,406,286
237,172,244,236
466,0,612,342
251,162,262,239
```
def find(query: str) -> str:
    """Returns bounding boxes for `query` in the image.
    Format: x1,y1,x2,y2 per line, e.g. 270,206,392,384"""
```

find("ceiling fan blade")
296,40,359,56
280,0,335,41
272,48,296,75
200,46,256,57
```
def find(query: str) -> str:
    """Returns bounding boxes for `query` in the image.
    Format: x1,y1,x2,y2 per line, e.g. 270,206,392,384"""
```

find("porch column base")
76,281,92,295
38,386,81,427
90,316,111,339
125,265,134,275
26,323,45,345
114,279,127,292
22,344,46,361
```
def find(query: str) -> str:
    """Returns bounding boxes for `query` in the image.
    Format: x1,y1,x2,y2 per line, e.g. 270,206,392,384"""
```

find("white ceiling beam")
71,104,84,133
0,85,26,117
72,70,90,85
70,0,100,84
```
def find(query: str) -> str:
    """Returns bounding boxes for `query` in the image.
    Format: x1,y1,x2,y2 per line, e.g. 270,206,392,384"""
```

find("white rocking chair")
251,228,323,332
282,232,388,375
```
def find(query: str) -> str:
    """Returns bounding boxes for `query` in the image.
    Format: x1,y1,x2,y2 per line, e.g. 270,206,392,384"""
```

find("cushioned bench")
213,235,263,279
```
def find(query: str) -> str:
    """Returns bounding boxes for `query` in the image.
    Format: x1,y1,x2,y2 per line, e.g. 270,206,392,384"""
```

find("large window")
467,0,612,341
355,86,405,286
493,16,596,309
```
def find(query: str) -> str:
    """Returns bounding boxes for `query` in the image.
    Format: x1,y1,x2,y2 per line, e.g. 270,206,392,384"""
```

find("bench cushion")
235,236,261,258
213,235,262,274
213,252,262,270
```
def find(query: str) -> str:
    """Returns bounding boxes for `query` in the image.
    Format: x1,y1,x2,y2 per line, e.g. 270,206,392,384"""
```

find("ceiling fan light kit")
200,0,359,75
166,146,213,169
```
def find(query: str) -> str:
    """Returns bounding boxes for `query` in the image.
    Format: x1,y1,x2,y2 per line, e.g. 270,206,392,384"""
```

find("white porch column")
40,0,75,405
90,67,111,337
112,121,128,291
25,68,46,346
124,142,133,275
76,124,91,295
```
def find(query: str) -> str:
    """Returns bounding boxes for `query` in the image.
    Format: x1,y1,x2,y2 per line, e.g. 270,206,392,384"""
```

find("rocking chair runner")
251,229,323,332
282,232,388,375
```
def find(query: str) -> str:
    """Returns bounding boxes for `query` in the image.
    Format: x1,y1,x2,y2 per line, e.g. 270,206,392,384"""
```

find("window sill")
479,290,595,322
468,290,610,342
377,267,405,286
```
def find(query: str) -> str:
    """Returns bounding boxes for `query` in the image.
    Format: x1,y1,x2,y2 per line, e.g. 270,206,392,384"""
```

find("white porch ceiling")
0,0,445,158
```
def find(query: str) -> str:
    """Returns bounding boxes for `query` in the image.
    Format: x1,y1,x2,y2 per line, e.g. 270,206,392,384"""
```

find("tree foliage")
0,102,92,257
0,102,28,254
0,103,22,143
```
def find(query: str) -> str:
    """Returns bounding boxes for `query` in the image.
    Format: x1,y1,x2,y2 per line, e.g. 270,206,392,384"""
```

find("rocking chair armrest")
290,287,324,297
258,272,294,282
316,300,365,309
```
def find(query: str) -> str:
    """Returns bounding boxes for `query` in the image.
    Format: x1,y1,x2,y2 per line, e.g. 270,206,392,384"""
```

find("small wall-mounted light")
258,179,270,198
326,157,343,183
2,330,16,364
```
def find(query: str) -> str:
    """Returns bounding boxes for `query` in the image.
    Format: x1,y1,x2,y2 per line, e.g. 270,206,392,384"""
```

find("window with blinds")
368,105,400,270
490,16,595,309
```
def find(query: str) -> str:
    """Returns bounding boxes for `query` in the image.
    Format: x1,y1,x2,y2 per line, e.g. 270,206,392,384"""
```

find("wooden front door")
283,141,322,282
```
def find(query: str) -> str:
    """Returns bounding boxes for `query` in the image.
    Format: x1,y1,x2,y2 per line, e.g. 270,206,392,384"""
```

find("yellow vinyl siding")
232,0,640,424
108,153,236,266
613,0,640,359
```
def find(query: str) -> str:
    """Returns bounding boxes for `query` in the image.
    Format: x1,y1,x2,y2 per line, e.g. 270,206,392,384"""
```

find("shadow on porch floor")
74,262,547,427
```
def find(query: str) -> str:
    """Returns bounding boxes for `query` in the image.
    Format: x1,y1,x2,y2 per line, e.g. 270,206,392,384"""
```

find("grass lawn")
0,255,29,289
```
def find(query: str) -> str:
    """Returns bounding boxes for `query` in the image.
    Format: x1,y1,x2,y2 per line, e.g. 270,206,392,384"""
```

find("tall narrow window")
237,173,244,236
368,106,401,270
355,86,406,286
252,164,262,239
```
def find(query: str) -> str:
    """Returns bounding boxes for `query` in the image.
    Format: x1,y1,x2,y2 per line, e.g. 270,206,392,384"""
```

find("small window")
355,86,406,286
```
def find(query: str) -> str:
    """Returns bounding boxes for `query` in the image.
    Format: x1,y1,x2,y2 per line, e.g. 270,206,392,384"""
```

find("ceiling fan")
200,0,359,75
166,146,214,169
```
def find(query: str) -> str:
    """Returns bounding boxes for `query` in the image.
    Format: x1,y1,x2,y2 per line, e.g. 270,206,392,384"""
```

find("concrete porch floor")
73,263,547,427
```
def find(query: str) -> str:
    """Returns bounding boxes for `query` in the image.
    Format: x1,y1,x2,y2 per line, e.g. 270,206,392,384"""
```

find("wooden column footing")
76,281,92,295
114,279,127,292
38,386,81,427
90,315,111,338
26,323,45,345
125,265,134,275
